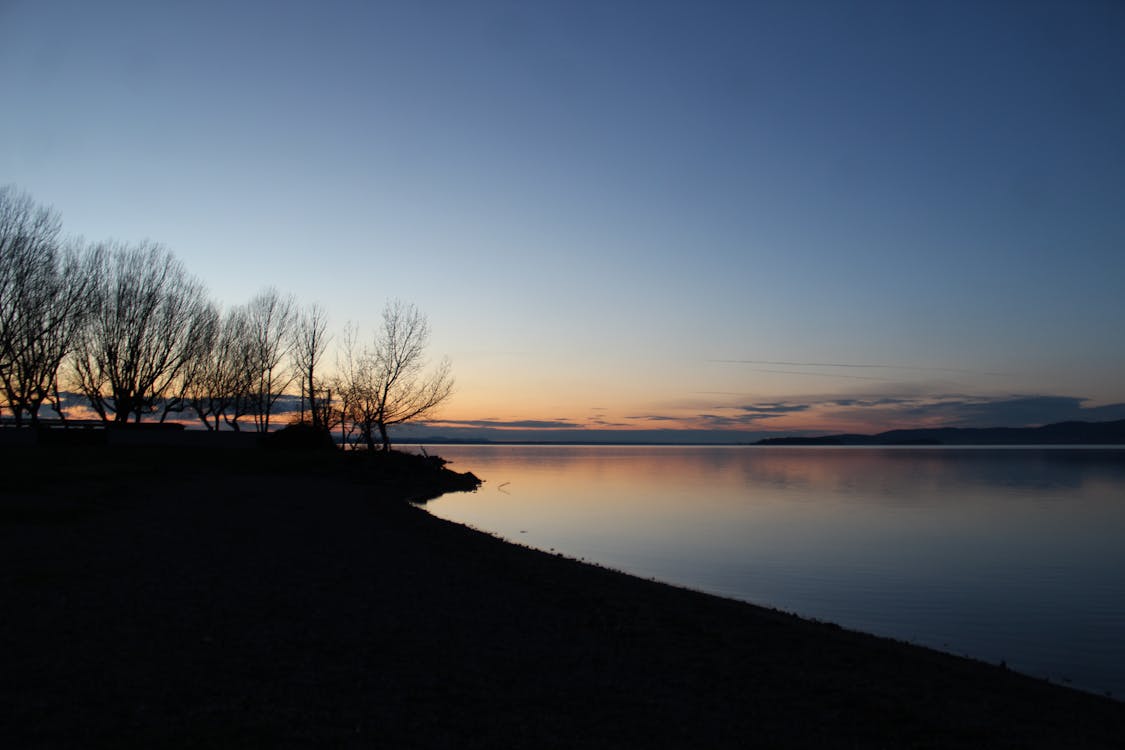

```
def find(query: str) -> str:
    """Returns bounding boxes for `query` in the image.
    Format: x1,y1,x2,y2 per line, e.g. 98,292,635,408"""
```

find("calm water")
421,445,1125,698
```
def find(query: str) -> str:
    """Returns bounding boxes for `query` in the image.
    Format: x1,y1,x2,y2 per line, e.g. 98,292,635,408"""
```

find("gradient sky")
2,0,1123,437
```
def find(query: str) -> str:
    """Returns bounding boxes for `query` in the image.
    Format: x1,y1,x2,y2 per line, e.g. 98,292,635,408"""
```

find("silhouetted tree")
222,306,258,430
178,302,220,427
245,287,295,432
184,304,256,430
0,188,92,425
291,302,330,430
71,242,211,423
335,301,453,451
334,322,377,450
158,300,224,423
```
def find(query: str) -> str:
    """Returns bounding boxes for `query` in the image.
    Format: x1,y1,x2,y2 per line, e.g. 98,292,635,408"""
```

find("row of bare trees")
0,186,452,449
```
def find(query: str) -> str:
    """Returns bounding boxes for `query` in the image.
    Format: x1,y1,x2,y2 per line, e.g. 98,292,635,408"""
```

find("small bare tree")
290,303,330,430
71,242,211,423
245,288,295,432
158,300,224,423
185,304,257,431
335,301,453,451
334,322,378,450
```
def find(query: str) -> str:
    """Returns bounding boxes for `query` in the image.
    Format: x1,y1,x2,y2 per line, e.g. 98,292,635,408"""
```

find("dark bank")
2,439,1123,748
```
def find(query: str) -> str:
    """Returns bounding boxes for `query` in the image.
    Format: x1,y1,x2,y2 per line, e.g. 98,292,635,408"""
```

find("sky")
2,0,1124,440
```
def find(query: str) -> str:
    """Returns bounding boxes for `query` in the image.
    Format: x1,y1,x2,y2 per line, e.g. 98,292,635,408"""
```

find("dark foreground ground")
2,443,1124,748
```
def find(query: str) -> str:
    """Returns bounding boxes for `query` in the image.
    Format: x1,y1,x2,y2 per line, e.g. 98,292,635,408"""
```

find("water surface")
422,445,1125,698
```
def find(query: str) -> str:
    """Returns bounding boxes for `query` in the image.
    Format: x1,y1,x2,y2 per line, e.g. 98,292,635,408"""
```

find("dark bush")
263,422,336,452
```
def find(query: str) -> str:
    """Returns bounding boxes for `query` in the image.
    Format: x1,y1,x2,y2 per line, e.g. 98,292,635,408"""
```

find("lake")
419,445,1125,699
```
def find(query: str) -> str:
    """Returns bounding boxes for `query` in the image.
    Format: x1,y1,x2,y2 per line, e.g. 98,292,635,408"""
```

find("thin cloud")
588,417,630,428
827,397,910,407
814,394,1125,429
432,418,582,429
631,409,799,427
737,403,810,414
698,412,793,427
711,359,1009,377
726,367,892,382
901,396,1125,428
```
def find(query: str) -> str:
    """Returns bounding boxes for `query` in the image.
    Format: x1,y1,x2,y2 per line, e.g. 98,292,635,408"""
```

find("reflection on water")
422,446,1125,698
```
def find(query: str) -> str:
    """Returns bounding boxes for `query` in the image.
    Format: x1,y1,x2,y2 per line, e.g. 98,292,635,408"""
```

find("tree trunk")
307,364,318,430
113,396,132,423
27,398,42,427
51,378,67,428
362,425,377,452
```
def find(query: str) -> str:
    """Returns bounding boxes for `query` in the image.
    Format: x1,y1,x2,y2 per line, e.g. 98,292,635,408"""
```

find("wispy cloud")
630,402,809,428
889,396,1125,428
696,413,790,427
715,367,893,382
430,418,583,429
710,359,1009,376
588,418,630,428
662,391,1125,433
735,403,810,415
811,394,1125,430
826,397,910,407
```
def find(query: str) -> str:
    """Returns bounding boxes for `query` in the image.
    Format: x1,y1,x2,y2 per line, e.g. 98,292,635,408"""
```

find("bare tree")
8,244,93,425
0,188,92,425
185,304,256,430
158,299,225,423
0,187,55,391
176,302,220,426
333,322,378,450
245,288,296,432
0,187,95,425
335,301,453,451
291,303,330,430
71,242,211,423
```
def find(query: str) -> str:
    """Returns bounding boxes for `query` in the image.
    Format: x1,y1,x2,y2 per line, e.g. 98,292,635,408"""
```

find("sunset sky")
2,0,1123,439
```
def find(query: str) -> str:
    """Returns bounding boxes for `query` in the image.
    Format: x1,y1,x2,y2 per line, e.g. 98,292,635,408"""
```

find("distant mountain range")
755,419,1125,446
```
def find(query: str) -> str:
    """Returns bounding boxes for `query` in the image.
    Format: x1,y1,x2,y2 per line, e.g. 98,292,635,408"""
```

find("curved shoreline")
3,445,1123,747
419,502,1117,703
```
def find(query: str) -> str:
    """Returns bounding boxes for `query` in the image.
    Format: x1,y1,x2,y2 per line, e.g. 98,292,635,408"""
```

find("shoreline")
420,493,1122,704
427,513,1118,704
3,444,1123,747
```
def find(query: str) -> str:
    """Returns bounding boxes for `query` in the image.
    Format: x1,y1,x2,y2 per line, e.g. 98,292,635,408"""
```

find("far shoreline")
7,415,1124,447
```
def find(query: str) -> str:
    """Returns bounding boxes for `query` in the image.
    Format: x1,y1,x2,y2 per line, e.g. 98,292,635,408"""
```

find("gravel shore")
2,444,1123,748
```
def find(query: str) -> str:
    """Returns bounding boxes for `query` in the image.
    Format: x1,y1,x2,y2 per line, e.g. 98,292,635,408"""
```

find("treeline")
0,186,451,450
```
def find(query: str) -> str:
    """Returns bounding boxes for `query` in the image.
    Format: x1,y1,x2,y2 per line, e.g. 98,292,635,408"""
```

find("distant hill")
755,419,1125,446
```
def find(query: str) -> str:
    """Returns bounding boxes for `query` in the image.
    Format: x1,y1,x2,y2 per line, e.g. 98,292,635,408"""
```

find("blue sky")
2,0,1123,436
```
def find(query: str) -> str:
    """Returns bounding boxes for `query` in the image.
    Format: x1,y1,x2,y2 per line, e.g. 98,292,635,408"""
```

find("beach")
3,443,1123,748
